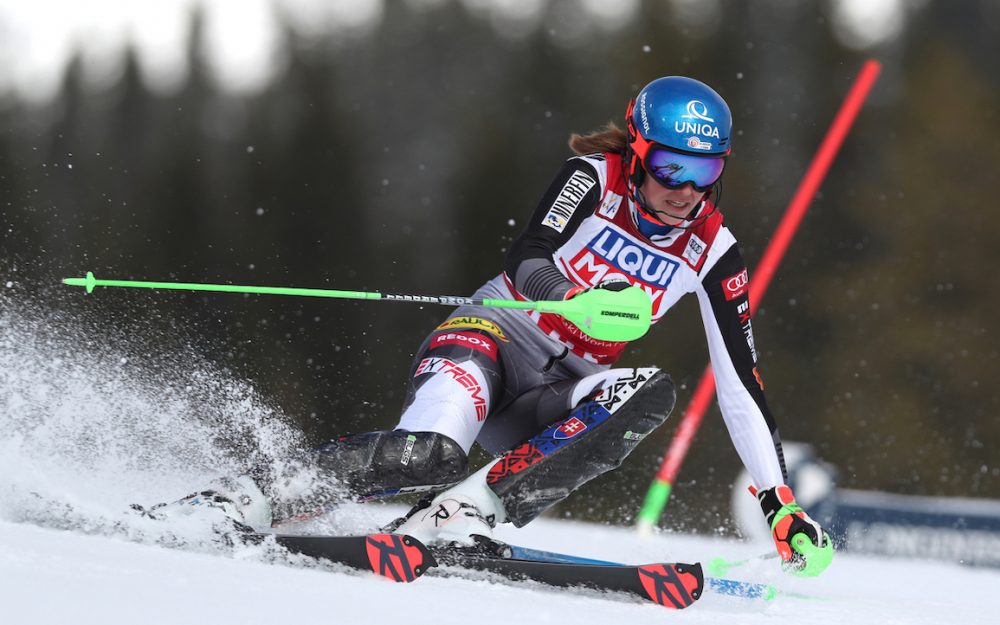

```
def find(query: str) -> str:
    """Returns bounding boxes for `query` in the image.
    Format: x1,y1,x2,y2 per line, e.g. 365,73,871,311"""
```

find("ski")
255,533,436,583
505,543,777,600
257,532,775,608
259,532,701,608
427,540,703,609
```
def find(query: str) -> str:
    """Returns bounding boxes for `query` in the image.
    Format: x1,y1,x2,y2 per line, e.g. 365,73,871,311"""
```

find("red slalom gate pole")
636,60,882,535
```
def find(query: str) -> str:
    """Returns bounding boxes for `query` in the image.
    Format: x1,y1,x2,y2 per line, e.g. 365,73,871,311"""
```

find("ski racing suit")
266,151,788,528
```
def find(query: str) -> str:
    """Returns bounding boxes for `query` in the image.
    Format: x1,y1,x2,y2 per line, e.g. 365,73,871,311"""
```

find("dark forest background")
2,0,998,531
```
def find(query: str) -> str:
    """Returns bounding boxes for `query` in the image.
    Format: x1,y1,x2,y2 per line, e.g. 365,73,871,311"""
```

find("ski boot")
391,464,508,548
392,494,495,547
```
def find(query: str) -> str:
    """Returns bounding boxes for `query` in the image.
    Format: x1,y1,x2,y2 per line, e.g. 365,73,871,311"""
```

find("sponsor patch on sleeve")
542,169,597,232
722,268,749,301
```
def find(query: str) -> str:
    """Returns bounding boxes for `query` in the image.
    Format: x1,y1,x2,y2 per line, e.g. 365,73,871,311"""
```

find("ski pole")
707,551,779,576
62,271,652,343
635,59,882,535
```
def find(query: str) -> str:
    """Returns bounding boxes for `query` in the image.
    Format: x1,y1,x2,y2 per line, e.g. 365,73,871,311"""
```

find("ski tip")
364,533,437,583
637,561,704,609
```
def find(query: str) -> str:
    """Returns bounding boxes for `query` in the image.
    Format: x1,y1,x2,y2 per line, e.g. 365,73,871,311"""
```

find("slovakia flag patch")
553,416,588,440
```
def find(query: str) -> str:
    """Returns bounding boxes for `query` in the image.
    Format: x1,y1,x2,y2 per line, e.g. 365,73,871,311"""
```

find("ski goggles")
643,146,726,193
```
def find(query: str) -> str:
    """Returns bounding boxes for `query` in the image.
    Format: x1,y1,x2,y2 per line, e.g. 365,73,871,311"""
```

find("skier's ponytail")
568,122,628,156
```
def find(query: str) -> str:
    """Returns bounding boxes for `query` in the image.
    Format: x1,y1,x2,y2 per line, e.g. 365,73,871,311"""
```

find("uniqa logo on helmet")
675,99,720,150
683,100,714,122
674,100,719,139
674,121,720,138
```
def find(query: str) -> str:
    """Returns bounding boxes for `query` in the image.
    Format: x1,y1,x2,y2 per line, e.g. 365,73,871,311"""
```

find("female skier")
158,76,833,576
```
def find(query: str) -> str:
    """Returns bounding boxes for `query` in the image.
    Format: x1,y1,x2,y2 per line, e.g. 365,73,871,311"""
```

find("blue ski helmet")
629,76,732,155
625,76,732,196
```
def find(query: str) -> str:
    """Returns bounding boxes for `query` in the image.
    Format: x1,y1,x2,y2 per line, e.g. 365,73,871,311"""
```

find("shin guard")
485,368,675,527
262,430,468,523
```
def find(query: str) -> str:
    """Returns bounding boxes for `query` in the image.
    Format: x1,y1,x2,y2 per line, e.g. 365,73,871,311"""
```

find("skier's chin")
653,209,687,225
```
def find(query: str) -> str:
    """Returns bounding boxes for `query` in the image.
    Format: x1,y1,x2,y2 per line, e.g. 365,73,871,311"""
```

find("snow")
1,511,997,625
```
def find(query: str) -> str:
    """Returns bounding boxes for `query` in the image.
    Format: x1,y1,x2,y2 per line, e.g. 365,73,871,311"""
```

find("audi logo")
726,271,749,291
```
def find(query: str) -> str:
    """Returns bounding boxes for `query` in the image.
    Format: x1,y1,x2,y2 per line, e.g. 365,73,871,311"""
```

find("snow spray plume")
0,291,304,530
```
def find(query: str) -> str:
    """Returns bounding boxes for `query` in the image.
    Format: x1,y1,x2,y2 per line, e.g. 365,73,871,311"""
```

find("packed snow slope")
2,297,997,624
2,512,998,625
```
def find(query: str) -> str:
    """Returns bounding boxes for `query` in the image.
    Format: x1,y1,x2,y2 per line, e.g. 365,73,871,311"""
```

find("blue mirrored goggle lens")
645,148,726,191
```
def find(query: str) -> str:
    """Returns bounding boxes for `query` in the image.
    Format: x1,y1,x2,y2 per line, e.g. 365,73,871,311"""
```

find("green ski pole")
63,271,652,343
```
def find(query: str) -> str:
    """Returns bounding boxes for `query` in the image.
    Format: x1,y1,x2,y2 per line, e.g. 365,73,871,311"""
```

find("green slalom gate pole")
63,271,652,343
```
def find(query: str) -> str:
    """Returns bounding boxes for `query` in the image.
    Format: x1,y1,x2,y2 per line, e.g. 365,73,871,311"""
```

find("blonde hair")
568,121,628,156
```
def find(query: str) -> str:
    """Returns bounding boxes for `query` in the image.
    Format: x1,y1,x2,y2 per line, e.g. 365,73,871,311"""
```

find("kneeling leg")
485,367,675,527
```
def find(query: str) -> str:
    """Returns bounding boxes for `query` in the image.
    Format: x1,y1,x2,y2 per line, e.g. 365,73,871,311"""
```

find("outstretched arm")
696,242,833,576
